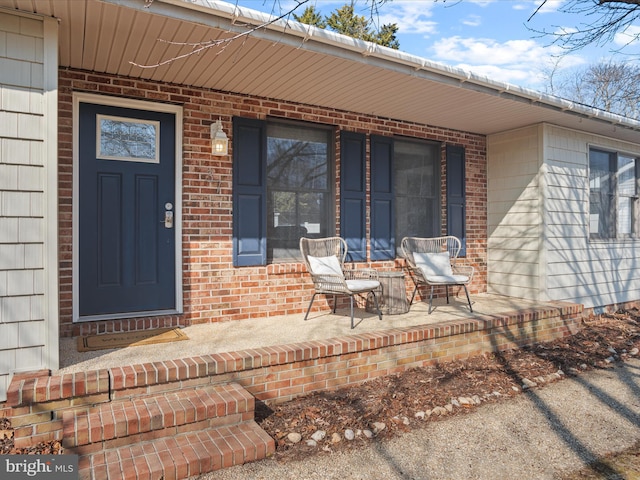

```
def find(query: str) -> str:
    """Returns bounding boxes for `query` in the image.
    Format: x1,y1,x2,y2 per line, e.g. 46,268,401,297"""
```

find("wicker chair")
300,236,382,328
401,236,474,314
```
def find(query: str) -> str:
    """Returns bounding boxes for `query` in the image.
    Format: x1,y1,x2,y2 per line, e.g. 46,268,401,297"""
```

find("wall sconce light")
210,119,228,156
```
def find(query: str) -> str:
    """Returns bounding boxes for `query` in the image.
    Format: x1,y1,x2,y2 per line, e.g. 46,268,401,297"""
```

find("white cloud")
462,15,482,27
532,0,563,14
614,25,640,49
432,36,551,65
375,1,438,35
429,35,585,88
466,0,496,7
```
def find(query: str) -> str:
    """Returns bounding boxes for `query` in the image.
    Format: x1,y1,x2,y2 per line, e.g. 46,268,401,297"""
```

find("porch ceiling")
4,0,640,144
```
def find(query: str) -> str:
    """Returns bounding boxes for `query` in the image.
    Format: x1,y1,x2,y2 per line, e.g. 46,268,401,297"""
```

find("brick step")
78,420,275,480
63,383,253,450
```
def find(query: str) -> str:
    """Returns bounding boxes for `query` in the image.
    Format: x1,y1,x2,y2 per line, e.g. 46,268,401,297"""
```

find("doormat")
77,327,189,352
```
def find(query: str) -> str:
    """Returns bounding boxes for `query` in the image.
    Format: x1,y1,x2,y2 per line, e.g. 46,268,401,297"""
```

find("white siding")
543,124,640,309
487,125,543,300
488,122,640,309
0,10,57,401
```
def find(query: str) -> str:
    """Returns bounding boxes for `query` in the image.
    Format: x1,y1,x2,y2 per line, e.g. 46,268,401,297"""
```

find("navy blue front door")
78,102,176,317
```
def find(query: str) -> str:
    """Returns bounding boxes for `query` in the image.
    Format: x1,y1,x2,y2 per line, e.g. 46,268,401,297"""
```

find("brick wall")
58,68,487,337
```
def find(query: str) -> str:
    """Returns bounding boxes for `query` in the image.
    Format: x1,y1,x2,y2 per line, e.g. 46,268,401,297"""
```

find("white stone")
414,411,426,420
344,429,355,441
287,432,302,444
629,347,639,356
363,429,373,438
311,430,326,442
372,422,386,433
450,399,460,408
306,439,317,447
331,432,341,443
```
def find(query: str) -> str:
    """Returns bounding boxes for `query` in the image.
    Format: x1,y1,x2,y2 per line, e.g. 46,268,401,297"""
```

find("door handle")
163,211,173,229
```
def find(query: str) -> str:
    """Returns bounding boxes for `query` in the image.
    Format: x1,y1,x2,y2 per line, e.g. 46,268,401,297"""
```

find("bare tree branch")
528,0,640,55
130,0,311,68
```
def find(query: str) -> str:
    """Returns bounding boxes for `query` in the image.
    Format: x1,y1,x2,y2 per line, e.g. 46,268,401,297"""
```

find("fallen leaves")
257,309,640,462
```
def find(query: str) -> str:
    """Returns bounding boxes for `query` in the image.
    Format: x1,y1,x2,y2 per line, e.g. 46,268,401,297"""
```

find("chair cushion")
308,255,342,276
345,279,380,292
413,251,453,276
424,274,469,285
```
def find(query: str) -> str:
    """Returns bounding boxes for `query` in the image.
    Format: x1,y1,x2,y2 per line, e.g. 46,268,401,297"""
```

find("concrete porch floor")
58,293,578,375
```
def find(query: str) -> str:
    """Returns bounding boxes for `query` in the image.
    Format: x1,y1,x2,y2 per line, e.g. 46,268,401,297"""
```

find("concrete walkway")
206,358,640,480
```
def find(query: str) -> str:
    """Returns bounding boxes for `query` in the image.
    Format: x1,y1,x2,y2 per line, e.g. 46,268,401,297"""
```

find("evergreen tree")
326,4,371,40
293,5,326,29
375,23,399,50
297,2,399,50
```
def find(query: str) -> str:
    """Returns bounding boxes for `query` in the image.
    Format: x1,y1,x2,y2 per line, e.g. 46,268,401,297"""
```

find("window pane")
589,149,614,238
617,196,632,235
618,156,636,196
267,124,328,190
618,156,636,236
266,123,331,261
97,115,159,163
394,139,440,251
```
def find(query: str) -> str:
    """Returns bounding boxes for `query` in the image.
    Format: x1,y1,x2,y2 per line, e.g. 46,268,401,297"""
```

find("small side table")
367,271,410,315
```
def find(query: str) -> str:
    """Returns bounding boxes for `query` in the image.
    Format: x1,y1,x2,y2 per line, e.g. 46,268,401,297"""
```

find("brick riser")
8,379,275,479
79,421,273,480
70,383,274,479
63,384,253,450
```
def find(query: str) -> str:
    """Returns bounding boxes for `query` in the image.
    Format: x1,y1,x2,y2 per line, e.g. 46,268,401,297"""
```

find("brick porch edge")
4,301,583,450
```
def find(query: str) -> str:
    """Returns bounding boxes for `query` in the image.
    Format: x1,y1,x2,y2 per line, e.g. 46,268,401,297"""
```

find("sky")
232,0,640,93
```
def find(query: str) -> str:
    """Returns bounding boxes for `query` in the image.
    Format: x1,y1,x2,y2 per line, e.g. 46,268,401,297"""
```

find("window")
96,115,159,163
232,117,333,266
266,123,332,261
368,135,449,261
394,139,441,248
589,148,639,239
233,116,465,267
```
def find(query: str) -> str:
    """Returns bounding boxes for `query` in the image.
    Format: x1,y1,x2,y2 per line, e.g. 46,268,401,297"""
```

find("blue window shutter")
233,117,267,266
340,131,366,262
370,135,395,260
446,144,467,256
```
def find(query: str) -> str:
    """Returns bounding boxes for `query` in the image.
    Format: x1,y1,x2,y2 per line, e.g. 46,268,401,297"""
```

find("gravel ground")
203,358,640,480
